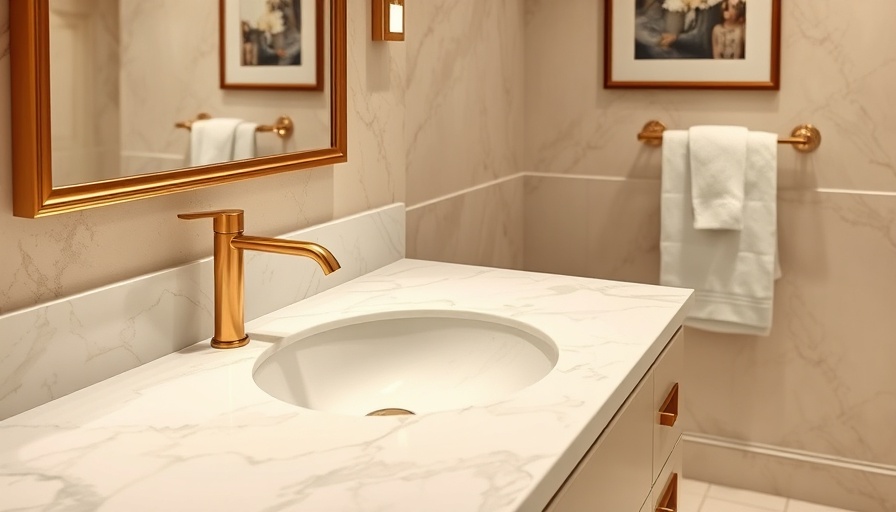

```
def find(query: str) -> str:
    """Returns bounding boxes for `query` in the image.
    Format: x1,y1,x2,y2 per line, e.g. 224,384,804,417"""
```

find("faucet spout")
178,209,340,349
231,236,341,274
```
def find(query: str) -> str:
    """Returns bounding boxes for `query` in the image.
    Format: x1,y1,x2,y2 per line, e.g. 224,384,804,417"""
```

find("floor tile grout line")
682,477,709,512
702,484,790,512
697,489,708,512
701,495,787,512
692,480,857,512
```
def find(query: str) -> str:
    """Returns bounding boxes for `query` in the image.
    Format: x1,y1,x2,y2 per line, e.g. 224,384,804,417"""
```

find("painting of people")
240,0,303,66
634,0,746,60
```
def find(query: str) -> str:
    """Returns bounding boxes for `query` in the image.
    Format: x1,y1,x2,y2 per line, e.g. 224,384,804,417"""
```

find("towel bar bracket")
786,124,821,153
639,120,666,147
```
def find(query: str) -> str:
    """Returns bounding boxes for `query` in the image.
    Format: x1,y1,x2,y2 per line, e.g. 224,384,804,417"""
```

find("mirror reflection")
47,0,330,187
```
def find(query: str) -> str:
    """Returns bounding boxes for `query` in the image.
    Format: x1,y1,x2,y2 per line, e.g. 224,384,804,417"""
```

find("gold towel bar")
637,120,822,153
175,113,294,139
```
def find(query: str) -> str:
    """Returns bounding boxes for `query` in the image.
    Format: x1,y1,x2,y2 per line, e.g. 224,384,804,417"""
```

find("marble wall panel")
407,176,524,271
524,0,896,194
521,177,896,508
522,2,896,504
405,0,525,206
335,0,406,218
683,190,896,466
524,176,661,285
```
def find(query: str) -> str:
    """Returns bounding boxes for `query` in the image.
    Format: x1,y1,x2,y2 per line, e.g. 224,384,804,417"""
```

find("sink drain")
366,408,415,417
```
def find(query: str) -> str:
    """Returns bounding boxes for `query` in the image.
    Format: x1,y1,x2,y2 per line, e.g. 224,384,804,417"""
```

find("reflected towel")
233,122,259,161
189,118,243,166
660,129,780,336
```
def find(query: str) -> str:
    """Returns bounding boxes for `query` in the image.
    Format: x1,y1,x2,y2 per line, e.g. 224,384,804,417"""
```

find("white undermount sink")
251,311,559,416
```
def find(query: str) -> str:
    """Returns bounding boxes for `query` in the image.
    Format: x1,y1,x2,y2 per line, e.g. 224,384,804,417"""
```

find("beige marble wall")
404,0,526,267
524,0,896,508
0,0,404,314
407,177,524,270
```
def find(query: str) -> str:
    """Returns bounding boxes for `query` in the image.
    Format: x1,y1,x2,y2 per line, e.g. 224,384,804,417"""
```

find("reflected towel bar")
637,120,822,153
176,113,294,139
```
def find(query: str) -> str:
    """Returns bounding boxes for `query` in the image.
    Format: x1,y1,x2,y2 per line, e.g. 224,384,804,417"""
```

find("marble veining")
0,258,691,512
405,0,524,206
0,204,405,421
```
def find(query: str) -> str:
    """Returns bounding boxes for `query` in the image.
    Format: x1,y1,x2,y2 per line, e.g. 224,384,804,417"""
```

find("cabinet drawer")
651,438,683,512
653,329,683,482
545,372,654,512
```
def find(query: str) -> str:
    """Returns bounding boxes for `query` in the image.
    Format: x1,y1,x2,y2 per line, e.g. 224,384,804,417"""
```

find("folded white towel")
189,118,244,167
688,125,748,230
233,121,259,161
660,129,780,336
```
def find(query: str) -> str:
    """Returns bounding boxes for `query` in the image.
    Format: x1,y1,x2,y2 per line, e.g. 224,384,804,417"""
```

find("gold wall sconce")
373,0,404,41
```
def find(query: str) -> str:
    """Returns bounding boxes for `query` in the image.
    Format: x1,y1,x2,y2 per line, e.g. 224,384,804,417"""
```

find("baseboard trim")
684,433,896,477
683,433,896,512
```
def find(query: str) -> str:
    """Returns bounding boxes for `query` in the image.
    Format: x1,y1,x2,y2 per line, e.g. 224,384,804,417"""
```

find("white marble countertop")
0,259,692,512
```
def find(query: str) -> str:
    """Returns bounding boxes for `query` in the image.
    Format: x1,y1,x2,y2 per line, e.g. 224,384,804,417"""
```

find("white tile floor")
681,479,858,512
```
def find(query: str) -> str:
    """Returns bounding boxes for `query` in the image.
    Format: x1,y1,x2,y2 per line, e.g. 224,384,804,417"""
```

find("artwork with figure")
240,0,303,66
635,0,746,59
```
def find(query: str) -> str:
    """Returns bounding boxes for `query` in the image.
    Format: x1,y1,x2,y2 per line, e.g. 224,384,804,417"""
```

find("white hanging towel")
660,129,780,336
688,125,748,230
189,118,244,166
232,121,259,161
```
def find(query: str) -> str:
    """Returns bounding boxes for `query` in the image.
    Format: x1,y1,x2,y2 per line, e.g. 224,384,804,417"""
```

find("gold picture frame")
220,0,324,90
604,0,781,90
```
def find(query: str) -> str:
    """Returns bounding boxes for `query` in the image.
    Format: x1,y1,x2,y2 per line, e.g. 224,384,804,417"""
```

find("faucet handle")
177,209,244,234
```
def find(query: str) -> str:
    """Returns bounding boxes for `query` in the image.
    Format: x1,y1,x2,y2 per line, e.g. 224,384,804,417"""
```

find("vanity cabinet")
545,329,683,512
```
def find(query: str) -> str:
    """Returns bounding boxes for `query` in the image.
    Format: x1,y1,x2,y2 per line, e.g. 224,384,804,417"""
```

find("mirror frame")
10,0,347,218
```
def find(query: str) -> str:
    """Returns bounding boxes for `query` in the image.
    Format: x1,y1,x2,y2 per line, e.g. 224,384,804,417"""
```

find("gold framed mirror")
10,0,347,218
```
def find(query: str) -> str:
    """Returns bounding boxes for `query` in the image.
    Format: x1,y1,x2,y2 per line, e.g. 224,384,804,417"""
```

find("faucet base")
211,336,250,349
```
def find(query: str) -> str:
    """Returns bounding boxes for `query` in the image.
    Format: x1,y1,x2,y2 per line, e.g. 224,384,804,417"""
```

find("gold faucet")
178,209,340,349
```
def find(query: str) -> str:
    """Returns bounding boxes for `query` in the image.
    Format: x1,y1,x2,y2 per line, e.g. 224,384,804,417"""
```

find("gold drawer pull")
659,383,679,427
655,473,678,512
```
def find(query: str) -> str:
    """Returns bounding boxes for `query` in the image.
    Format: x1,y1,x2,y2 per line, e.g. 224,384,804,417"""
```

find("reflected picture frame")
220,0,324,90
604,0,781,90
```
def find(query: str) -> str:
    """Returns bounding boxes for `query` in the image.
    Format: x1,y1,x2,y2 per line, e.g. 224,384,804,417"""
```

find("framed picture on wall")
604,0,781,89
220,0,324,90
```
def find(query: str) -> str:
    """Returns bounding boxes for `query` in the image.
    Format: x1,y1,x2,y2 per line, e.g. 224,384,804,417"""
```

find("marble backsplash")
0,204,405,420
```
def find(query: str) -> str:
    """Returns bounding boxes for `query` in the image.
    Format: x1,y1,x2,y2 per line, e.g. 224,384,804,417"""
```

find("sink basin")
252,311,558,416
